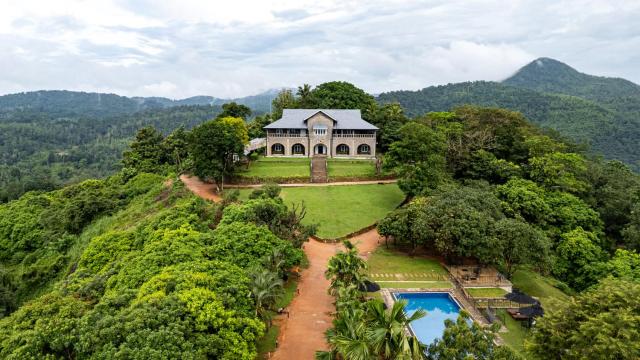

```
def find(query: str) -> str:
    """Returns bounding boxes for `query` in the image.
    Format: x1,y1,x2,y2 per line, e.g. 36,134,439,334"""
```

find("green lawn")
496,309,530,357
235,184,405,238
368,248,448,277
511,269,570,311
327,159,377,178
466,287,508,298
236,156,310,180
377,281,452,289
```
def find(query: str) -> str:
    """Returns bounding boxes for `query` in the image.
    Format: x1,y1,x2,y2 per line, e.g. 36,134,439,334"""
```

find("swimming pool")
394,292,461,345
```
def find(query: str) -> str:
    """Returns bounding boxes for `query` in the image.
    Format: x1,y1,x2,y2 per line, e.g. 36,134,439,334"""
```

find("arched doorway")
314,144,327,155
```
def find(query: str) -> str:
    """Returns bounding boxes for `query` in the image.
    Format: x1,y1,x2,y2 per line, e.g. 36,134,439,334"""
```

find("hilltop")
377,58,640,170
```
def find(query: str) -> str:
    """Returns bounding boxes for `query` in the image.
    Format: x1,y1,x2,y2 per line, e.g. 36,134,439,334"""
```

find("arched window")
336,144,350,155
271,143,284,155
313,124,328,136
292,143,305,155
357,144,371,155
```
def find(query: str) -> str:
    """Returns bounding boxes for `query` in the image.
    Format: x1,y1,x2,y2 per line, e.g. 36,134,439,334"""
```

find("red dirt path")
179,174,223,202
180,175,383,360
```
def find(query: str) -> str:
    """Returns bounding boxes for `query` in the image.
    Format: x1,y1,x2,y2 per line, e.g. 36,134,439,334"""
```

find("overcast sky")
1,0,639,99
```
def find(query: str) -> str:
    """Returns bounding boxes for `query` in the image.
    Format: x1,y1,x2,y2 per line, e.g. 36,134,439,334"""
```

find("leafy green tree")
310,81,377,114
528,278,640,360
622,202,640,251
529,152,589,194
218,101,252,120
595,249,640,281
385,122,448,196
368,103,409,151
247,113,272,139
466,150,521,184
271,89,296,119
162,126,190,173
122,126,166,173
494,218,550,278
189,117,247,190
586,160,640,247
427,312,520,360
553,228,605,290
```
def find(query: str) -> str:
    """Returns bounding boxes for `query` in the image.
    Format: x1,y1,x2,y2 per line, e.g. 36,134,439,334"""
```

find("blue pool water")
394,292,461,345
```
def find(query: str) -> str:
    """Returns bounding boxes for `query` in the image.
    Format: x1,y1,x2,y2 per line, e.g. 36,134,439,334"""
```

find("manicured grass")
377,281,452,289
368,248,448,278
237,156,310,179
327,159,377,178
511,269,570,311
466,287,508,298
496,309,530,357
235,184,405,238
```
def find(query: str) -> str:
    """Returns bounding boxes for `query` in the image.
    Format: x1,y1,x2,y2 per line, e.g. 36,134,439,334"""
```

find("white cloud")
0,0,638,98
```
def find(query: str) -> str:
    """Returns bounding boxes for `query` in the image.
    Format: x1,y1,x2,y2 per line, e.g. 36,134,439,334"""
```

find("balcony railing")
333,133,375,138
267,133,307,138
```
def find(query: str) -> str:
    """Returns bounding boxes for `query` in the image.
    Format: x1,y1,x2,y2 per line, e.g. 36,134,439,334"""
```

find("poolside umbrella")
359,280,381,292
519,304,544,318
505,289,538,305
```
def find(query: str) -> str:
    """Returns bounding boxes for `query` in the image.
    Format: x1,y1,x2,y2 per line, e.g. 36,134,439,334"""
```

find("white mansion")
264,109,377,158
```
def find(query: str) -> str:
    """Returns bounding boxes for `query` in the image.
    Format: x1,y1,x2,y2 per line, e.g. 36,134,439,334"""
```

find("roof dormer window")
313,124,327,136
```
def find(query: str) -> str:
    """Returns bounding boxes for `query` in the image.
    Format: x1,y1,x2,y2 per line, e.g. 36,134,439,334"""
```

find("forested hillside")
0,105,222,202
504,57,640,102
377,59,640,171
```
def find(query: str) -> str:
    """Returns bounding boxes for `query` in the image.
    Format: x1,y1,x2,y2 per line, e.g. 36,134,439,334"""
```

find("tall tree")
296,84,317,108
219,102,252,120
271,89,297,119
384,122,448,196
122,126,166,173
189,117,247,190
528,279,640,360
427,312,520,360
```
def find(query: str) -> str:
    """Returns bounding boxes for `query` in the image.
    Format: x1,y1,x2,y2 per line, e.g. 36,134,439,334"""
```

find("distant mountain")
503,57,640,102
0,90,140,118
0,88,282,119
377,59,640,170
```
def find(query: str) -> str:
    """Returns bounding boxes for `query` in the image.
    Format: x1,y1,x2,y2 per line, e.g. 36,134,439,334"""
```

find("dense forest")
377,58,640,171
0,80,639,358
0,105,222,202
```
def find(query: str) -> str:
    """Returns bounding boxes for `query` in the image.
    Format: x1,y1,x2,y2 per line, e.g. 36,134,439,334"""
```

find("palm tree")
318,307,372,360
366,299,426,360
325,240,368,294
250,269,283,327
297,84,315,107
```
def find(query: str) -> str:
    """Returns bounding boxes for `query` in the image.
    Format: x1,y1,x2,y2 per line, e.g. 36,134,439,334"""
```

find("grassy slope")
511,269,570,311
236,184,405,238
466,288,508,297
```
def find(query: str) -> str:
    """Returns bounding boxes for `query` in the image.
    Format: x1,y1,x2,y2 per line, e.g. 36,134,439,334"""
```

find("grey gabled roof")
264,109,378,130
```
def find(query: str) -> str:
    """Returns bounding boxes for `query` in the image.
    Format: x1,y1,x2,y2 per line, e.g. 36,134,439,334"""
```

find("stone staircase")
311,156,328,183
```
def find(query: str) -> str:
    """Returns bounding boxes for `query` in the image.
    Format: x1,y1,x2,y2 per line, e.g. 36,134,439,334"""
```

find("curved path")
180,175,383,359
